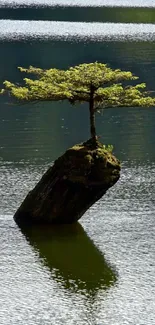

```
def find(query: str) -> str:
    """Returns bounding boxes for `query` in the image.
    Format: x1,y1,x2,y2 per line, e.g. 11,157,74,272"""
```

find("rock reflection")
20,222,117,294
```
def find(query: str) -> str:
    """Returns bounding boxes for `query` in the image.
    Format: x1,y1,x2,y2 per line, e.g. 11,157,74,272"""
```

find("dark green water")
0,2,155,325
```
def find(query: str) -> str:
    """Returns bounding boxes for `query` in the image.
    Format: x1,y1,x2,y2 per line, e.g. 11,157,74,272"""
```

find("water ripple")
1,161,155,324
0,0,155,8
1,20,155,41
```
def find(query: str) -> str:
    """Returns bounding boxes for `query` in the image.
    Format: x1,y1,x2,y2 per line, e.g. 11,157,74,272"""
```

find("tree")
1,62,155,143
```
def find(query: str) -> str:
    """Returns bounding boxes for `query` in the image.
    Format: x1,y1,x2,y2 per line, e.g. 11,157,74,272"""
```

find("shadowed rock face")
14,139,121,226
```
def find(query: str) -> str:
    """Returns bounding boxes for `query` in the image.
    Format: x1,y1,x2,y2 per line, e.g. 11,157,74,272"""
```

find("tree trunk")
89,86,96,140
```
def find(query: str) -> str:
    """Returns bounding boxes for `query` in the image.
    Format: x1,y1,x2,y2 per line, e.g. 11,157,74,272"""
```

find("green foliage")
103,144,114,153
1,62,155,109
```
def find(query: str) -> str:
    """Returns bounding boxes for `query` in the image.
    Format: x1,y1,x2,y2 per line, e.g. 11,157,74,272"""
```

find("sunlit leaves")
68,63,138,89
1,62,155,109
18,66,44,76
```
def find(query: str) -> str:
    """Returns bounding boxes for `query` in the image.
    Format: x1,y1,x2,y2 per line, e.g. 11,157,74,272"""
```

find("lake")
0,1,155,324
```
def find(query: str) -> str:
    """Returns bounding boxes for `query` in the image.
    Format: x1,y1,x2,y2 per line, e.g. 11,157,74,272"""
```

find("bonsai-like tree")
1,62,155,142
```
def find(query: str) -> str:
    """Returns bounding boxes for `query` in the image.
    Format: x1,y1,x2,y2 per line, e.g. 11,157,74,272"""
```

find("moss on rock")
57,138,120,186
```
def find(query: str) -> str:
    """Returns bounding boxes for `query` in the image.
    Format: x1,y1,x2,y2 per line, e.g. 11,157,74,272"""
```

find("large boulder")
14,138,120,225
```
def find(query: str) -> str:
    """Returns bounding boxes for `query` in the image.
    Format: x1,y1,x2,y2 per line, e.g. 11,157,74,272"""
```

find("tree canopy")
1,62,155,140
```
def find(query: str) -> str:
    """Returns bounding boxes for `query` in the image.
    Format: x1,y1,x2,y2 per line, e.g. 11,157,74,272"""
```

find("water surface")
0,2,155,325
0,0,155,7
1,6,155,23
1,20,155,42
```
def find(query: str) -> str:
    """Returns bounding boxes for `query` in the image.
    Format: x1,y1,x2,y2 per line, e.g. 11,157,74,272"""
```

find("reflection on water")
1,20,155,41
1,163,155,325
21,222,116,294
2,7,155,24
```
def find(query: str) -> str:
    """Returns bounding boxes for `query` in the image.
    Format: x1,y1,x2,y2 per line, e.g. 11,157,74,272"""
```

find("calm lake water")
0,1,155,325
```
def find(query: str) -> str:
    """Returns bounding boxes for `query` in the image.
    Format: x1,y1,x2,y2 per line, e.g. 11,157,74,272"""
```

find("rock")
14,138,121,225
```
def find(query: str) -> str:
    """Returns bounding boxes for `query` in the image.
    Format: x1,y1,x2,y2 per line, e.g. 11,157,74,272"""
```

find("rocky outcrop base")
14,139,120,225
